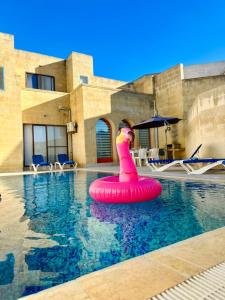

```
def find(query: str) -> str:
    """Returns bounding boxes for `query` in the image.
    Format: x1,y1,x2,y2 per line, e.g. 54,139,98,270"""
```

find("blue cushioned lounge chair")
147,144,225,174
55,154,78,170
148,157,225,174
31,155,53,172
147,145,202,172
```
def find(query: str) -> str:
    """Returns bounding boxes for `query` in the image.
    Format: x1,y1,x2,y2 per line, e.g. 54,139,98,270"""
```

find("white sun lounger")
147,158,225,175
181,159,225,175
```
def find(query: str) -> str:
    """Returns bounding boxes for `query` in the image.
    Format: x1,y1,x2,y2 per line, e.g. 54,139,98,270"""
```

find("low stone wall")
186,85,225,158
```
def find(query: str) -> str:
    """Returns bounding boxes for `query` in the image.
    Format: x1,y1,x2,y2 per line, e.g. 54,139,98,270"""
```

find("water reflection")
0,172,224,300
90,180,204,258
23,171,85,294
0,253,15,285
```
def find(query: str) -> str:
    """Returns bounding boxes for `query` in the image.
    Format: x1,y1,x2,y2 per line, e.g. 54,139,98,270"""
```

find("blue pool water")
0,171,225,299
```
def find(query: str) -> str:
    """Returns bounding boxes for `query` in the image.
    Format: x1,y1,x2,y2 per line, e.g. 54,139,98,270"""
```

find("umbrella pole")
165,122,168,159
154,128,159,148
153,101,159,148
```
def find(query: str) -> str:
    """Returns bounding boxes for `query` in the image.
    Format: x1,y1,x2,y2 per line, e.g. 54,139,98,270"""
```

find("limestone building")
0,32,224,172
0,32,153,171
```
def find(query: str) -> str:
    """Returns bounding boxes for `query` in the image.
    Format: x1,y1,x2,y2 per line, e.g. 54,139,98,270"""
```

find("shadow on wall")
0,94,70,172
186,85,225,158
35,61,67,93
81,88,154,165
111,90,182,148
22,95,70,125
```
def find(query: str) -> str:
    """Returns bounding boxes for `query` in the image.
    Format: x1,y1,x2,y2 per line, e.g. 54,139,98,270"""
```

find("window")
26,73,55,91
23,125,67,166
0,67,4,90
96,119,112,163
80,75,88,84
139,129,151,148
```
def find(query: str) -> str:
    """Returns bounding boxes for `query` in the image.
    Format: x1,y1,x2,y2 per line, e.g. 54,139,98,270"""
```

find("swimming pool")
0,171,225,299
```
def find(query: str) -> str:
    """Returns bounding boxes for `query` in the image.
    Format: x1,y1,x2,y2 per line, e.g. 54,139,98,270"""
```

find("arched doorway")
96,119,113,163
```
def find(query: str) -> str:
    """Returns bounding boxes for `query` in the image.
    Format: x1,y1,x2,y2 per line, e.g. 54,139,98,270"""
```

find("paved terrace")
0,165,225,184
0,166,224,300
84,164,225,184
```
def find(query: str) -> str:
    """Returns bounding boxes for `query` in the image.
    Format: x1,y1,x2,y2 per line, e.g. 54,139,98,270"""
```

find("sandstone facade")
0,32,224,171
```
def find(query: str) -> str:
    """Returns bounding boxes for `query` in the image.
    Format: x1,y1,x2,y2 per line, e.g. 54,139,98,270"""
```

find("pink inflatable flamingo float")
89,127,162,203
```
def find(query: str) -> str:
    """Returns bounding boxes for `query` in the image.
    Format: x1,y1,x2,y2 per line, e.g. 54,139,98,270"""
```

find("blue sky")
1,0,225,81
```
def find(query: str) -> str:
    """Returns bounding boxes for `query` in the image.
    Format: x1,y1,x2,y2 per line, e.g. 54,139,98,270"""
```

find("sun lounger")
181,158,225,174
55,154,78,170
31,155,53,172
147,159,189,172
147,144,203,172
147,157,225,174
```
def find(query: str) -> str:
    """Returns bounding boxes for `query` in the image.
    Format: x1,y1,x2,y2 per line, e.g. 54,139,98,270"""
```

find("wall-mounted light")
58,105,71,122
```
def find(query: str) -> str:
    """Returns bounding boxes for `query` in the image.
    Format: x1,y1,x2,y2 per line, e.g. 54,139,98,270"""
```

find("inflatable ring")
89,175,162,204
89,127,162,204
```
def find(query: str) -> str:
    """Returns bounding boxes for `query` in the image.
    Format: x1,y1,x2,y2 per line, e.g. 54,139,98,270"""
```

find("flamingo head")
116,127,135,144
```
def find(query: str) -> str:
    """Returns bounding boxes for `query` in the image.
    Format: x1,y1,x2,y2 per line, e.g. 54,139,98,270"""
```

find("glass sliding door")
24,125,33,166
23,124,68,167
33,125,47,160
47,126,67,163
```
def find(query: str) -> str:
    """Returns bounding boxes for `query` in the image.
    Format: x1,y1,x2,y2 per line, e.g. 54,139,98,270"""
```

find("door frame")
23,124,68,167
96,118,113,163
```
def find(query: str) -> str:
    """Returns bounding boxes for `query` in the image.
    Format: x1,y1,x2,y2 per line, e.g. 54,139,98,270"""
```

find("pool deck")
84,165,225,183
0,165,224,184
0,166,224,300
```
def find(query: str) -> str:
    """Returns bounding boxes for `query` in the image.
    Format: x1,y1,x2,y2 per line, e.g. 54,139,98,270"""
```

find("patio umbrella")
132,115,181,129
132,115,182,157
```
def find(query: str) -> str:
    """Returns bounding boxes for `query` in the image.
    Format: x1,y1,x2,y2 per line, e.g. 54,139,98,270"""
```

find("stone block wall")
91,76,126,89
182,75,225,118
22,89,69,125
118,75,155,94
132,75,154,94
154,64,184,148
70,87,86,165
184,61,225,79
186,85,225,158
0,32,70,171
15,50,67,92
1,31,225,170
66,52,94,92
72,84,153,166
0,33,23,171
